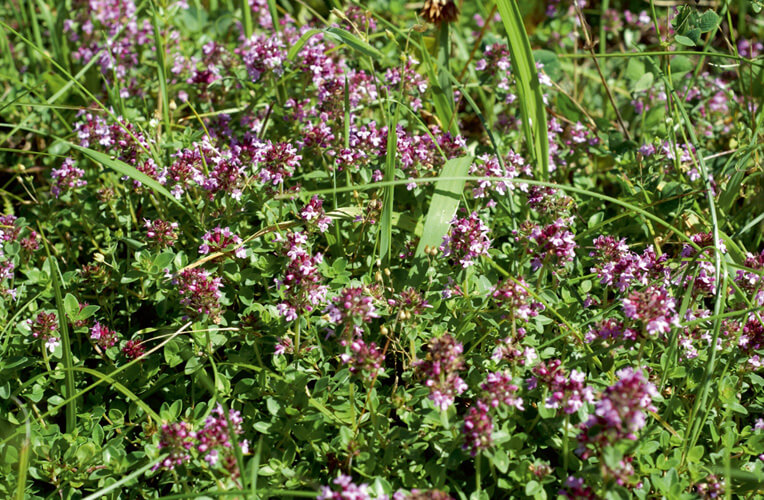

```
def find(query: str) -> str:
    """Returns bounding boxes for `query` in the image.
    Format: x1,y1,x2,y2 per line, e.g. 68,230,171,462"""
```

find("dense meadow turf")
0,0,763,497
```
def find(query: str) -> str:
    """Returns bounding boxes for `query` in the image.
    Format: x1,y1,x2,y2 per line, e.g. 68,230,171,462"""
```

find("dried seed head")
421,0,459,25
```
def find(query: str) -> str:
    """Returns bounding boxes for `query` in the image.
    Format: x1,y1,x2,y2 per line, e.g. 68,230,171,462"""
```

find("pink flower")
90,321,119,349
51,158,87,197
414,335,467,411
622,285,678,336
441,212,491,268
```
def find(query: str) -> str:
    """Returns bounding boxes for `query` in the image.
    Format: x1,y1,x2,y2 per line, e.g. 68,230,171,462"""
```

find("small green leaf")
64,293,79,320
632,72,654,93
687,445,704,462
674,35,696,47
698,10,720,32
525,480,543,496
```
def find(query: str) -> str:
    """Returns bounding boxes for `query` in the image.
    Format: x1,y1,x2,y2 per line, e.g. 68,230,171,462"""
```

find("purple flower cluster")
440,212,491,268
476,43,514,101
585,318,638,344
90,321,119,349
0,214,21,242
340,338,385,380
468,151,531,200
28,312,60,353
254,140,302,188
384,57,428,111
519,218,577,271
122,339,145,360
577,367,657,459
622,285,678,336
695,474,724,499
396,125,466,184
559,476,597,499
155,421,194,470
51,158,87,198
589,236,668,291
318,475,373,500
195,405,247,468
414,334,468,411
74,112,151,165
300,196,332,233
491,331,537,367
525,185,575,217
64,0,154,97
238,33,286,82
174,268,223,321
736,250,764,306
492,277,544,320
326,286,380,328
739,316,764,353
529,359,594,415
0,214,22,299
481,371,524,411
462,400,493,456
199,226,246,258
274,232,328,321
144,219,179,248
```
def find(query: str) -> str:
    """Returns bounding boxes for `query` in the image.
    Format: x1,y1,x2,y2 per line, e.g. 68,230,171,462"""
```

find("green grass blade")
418,32,457,136
494,0,549,178
324,27,385,61
241,0,253,38
12,397,31,500
379,101,398,266
71,367,162,422
81,457,164,500
70,144,190,215
414,155,473,258
286,29,322,61
48,256,77,433
150,4,171,142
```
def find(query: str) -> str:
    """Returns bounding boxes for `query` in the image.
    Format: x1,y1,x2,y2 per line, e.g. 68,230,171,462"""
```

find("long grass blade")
48,256,77,433
494,0,549,178
71,144,190,214
150,4,171,142
12,397,31,500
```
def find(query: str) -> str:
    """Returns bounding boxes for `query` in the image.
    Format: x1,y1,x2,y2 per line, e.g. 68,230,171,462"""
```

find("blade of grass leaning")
250,436,263,500
150,4,172,142
379,100,398,266
379,52,406,266
266,0,280,31
70,144,190,215
48,256,77,434
70,367,162,422
324,27,385,61
81,457,165,500
419,32,457,136
241,0,253,38
12,397,31,500
494,0,549,178
436,23,456,133
415,155,473,259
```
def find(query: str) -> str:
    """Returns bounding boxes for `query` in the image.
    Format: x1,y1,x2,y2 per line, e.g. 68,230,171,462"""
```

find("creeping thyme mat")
0,0,763,498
